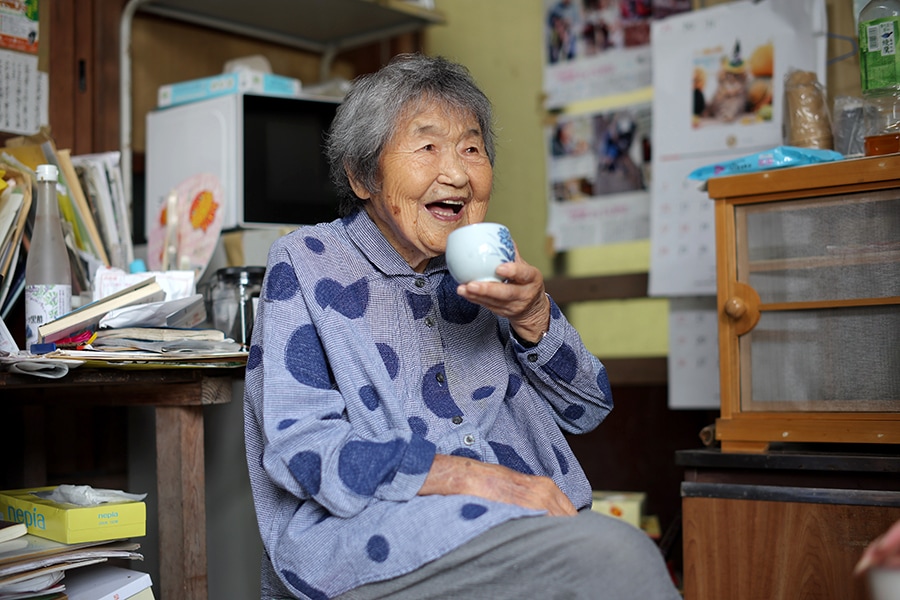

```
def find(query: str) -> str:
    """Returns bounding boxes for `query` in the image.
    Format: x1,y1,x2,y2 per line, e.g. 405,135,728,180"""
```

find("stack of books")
0,518,149,599
25,276,247,366
0,127,133,320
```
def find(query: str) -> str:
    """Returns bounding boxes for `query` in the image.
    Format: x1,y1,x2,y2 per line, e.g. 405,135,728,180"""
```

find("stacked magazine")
0,526,144,599
0,128,134,320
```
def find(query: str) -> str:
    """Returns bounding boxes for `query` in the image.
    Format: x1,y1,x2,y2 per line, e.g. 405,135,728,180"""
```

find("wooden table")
0,366,242,600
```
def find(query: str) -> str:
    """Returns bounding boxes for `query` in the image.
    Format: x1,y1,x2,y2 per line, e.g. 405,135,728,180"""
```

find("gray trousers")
333,509,681,600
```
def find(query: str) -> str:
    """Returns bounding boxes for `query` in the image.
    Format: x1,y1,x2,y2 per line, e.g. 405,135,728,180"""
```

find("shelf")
134,0,445,54
120,0,444,227
747,248,900,273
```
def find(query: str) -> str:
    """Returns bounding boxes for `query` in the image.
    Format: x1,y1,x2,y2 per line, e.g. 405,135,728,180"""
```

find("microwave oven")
145,93,342,238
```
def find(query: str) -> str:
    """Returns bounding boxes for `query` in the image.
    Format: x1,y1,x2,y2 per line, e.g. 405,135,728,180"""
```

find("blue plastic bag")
688,146,844,181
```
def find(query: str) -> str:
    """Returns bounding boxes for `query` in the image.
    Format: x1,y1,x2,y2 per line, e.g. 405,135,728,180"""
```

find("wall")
427,0,864,360
427,0,667,359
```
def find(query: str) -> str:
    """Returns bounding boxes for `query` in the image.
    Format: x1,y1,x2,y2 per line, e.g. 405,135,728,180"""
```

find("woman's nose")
437,149,468,187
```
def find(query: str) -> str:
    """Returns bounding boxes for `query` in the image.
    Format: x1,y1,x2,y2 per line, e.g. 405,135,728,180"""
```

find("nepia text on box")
0,486,145,544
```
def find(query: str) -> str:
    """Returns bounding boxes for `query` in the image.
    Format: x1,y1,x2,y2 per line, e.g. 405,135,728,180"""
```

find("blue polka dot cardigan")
244,210,613,599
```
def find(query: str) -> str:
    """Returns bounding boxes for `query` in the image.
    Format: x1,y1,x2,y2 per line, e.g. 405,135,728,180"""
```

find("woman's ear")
348,172,371,200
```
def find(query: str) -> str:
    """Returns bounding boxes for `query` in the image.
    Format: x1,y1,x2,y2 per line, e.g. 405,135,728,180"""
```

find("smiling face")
352,101,493,272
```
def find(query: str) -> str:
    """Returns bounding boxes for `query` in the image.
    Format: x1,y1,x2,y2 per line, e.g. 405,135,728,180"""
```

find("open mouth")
426,199,465,217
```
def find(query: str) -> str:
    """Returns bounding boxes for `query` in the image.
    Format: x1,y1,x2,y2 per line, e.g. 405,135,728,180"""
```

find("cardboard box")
157,70,303,108
590,491,645,529
0,487,146,544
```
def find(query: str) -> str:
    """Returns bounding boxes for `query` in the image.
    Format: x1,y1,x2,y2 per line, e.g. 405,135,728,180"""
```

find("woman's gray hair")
326,53,495,216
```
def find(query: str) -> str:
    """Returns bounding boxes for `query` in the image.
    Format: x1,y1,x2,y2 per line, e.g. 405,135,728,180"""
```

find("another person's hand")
455,249,550,345
420,454,577,517
856,519,900,575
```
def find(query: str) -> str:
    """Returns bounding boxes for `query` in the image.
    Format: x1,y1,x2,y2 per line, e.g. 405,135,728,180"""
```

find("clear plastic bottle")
858,0,900,154
24,164,72,349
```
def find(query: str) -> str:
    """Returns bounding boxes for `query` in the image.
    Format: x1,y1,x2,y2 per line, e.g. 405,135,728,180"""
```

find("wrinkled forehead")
394,95,482,134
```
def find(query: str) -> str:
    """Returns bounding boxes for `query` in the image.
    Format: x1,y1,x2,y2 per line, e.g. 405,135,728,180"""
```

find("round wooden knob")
724,297,746,319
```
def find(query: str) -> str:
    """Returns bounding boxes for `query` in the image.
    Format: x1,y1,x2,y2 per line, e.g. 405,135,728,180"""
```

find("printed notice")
0,48,46,135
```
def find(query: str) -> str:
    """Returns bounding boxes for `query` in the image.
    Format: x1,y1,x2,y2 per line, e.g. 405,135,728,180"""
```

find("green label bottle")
858,1,900,95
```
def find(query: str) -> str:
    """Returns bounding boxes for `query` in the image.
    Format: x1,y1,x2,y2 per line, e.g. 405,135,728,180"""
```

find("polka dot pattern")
244,215,610,598
366,535,390,562
437,274,479,324
597,367,610,394
451,448,482,461
304,236,325,254
288,451,322,495
377,343,400,379
405,291,433,320
563,404,586,421
359,385,380,410
408,416,428,437
472,386,495,401
277,418,297,431
285,325,335,390
488,441,535,475
552,444,570,475
505,374,522,399
461,503,488,520
314,277,370,319
247,345,262,370
541,343,578,383
265,262,300,301
549,296,562,320
399,435,436,475
338,439,405,496
282,570,328,600
422,363,462,418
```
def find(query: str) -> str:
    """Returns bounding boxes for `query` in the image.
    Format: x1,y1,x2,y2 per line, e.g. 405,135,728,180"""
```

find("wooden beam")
544,273,650,304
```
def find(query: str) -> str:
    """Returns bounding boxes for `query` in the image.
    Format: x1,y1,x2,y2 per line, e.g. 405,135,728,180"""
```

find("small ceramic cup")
445,222,516,284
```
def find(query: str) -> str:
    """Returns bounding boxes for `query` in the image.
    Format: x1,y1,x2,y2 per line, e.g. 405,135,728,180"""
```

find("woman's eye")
421,144,436,152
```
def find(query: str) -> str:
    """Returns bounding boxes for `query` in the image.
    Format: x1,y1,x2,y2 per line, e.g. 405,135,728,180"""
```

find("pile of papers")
0,527,145,599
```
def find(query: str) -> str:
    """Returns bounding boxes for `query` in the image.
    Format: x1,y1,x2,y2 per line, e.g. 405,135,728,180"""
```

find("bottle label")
859,16,900,93
24,284,72,350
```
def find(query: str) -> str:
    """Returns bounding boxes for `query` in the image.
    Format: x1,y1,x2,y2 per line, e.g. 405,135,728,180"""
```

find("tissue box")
157,70,303,108
0,487,146,544
590,491,645,529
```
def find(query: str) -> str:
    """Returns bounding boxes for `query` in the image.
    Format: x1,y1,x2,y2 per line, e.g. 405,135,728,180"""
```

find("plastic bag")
687,145,844,182
783,69,833,149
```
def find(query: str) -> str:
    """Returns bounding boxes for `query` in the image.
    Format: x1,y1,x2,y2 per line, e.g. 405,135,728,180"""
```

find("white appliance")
145,93,341,239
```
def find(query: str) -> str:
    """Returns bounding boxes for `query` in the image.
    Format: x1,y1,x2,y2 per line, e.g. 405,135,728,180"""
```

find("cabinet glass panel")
736,191,900,304
740,305,900,412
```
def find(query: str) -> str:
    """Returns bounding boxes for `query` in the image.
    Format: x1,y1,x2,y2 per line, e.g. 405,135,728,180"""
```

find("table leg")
156,405,208,600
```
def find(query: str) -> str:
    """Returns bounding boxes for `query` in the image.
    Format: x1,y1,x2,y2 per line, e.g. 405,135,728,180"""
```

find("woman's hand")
419,454,577,517
455,249,550,345
856,519,900,574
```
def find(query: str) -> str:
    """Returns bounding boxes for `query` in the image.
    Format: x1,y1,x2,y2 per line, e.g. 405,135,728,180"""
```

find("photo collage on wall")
543,0,690,252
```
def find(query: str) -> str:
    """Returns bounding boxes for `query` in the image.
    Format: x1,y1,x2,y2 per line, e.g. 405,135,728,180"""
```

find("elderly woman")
244,53,679,600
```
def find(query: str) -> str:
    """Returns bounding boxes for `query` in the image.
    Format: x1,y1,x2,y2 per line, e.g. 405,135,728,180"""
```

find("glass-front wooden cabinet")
707,154,900,453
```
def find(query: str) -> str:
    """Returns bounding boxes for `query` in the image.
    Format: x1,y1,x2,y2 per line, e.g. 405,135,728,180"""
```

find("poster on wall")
546,100,652,251
0,0,44,136
542,0,691,109
0,0,39,54
648,0,827,297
